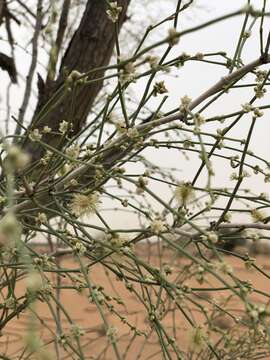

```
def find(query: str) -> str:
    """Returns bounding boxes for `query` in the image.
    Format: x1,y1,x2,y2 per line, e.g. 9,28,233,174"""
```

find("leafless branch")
15,0,44,136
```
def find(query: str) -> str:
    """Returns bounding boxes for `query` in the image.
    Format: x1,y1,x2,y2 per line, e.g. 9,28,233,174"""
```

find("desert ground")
2,242,270,359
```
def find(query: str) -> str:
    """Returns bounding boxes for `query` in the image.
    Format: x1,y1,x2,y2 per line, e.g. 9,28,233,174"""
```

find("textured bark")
0,1,5,25
0,1,19,83
0,52,17,83
23,0,130,162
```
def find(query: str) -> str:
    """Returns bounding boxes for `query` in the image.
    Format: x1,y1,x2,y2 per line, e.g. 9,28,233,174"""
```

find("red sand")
2,243,270,359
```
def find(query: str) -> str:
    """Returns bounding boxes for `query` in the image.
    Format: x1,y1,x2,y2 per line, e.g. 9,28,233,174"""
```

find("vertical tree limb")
23,0,130,162
15,0,44,136
45,0,71,84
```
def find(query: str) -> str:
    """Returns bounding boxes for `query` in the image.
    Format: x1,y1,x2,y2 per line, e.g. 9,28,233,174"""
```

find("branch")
45,0,71,84
0,1,4,25
11,55,270,217
218,223,270,231
0,52,17,83
139,56,269,130
15,0,44,135
22,0,130,162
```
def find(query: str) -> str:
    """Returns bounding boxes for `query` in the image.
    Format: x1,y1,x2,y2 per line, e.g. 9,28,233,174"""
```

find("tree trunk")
23,0,130,163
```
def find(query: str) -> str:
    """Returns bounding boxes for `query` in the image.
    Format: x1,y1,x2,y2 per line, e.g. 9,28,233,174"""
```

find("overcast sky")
1,0,270,231
128,0,270,226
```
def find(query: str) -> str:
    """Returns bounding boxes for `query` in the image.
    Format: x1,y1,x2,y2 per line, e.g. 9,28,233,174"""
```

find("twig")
15,0,44,136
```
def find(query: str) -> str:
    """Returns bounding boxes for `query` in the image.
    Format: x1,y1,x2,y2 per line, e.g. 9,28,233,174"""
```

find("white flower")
255,70,267,83
195,52,204,60
146,55,159,69
188,326,207,352
260,192,269,200
167,28,179,46
150,219,166,234
89,288,105,304
251,208,266,222
0,213,22,245
205,231,219,244
106,325,118,338
194,113,205,125
175,182,195,206
180,95,192,113
127,127,139,138
106,2,122,23
69,192,100,217
109,234,127,248
136,176,148,194
114,120,126,133
4,297,16,309
67,70,84,84
29,129,42,141
26,272,43,292
65,145,80,159
241,103,253,113
71,325,85,339
253,108,264,118
6,145,30,170
248,309,259,322
254,85,266,98
69,179,78,187
153,81,168,96
217,261,233,275
120,61,136,84
59,120,69,134
43,125,52,133
36,212,47,224
73,241,87,256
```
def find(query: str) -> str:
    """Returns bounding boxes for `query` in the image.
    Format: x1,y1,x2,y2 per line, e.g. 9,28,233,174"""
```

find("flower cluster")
136,176,148,194
120,61,136,84
251,208,266,223
65,145,80,160
167,28,179,46
201,231,219,244
5,145,30,171
69,192,100,217
153,81,168,96
188,326,207,352
179,95,192,113
59,120,69,134
254,70,267,98
150,219,166,234
106,2,122,23
175,182,195,206
29,129,42,142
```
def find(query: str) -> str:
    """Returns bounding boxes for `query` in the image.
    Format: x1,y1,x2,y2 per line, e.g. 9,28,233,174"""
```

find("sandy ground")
2,243,270,359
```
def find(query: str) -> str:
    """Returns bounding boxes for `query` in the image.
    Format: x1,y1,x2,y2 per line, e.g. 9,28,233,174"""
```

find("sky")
125,0,270,227
0,0,270,232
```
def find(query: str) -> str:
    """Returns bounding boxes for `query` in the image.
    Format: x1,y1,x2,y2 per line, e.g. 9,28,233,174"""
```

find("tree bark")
23,0,130,163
